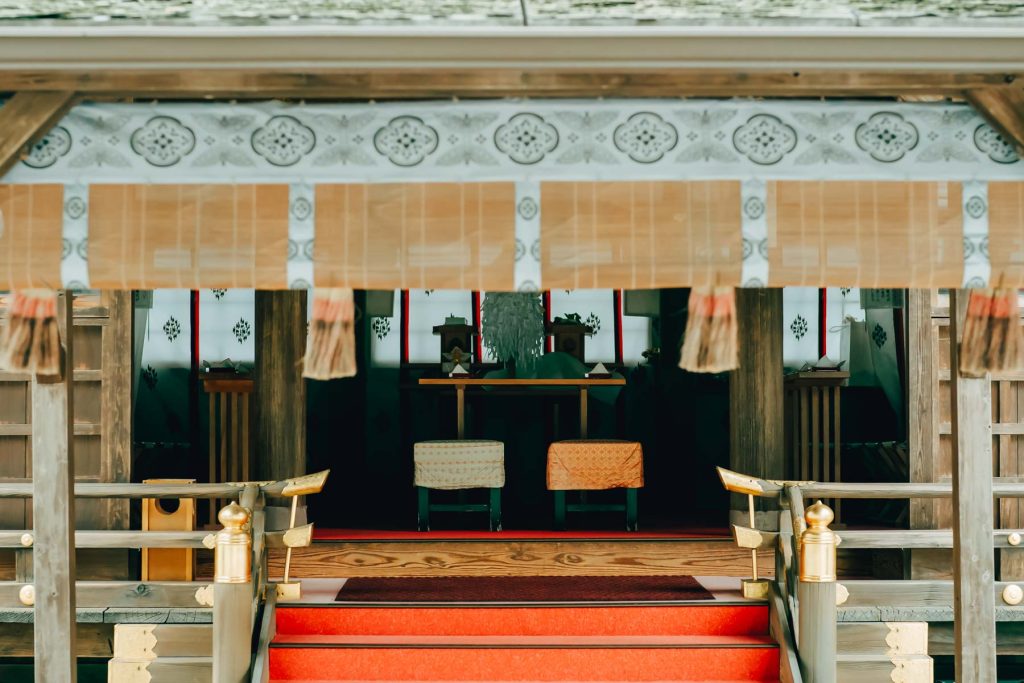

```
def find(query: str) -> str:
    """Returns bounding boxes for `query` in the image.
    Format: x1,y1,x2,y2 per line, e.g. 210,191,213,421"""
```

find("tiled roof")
2,0,1024,26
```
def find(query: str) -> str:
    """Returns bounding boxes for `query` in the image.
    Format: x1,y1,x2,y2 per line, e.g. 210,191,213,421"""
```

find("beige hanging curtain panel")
315,183,516,291
1,180,1022,291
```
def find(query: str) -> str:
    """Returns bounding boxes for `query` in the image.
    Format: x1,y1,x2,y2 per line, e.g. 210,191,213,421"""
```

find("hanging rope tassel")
679,286,739,373
0,289,60,375
303,288,357,380
960,288,1024,378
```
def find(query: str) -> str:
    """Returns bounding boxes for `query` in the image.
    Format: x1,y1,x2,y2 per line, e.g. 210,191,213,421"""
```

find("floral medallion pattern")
613,112,678,163
517,196,538,221
494,113,559,164
374,116,439,167
5,101,1022,183
742,196,765,220
965,195,987,220
974,124,1020,164
871,323,888,349
232,318,252,343
22,126,72,169
162,316,182,342
371,317,391,341
732,114,797,165
854,112,919,163
130,116,195,167
64,195,86,219
290,196,313,221
790,314,808,340
251,115,315,166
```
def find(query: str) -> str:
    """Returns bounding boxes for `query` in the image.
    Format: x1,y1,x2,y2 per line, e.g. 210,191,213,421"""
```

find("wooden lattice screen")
0,291,132,579
910,289,1024,580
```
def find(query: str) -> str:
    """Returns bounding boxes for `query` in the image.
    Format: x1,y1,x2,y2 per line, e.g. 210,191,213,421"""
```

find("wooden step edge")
270,633,779,649
113,624,213,659
837,621,929,656
837,653,933,683
279,599,766,608
107,656,211,683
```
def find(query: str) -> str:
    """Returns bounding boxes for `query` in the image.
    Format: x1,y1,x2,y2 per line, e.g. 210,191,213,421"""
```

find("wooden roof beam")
966,87,1024,155
0,91,75,179
0,70,1019,100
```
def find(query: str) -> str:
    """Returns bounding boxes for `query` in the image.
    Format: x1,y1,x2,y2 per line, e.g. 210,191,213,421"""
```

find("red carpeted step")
276,604,769,637
268,639,779,681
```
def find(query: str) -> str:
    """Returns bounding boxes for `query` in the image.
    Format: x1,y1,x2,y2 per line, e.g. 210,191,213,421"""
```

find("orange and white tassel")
960,288,1023,378
303,288,357,380
0,289,60,375
679,286,739,374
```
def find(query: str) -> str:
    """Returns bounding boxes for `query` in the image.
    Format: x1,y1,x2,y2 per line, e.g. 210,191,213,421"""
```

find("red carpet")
272,585,778,681
277,604,769,637
314,526,729,541
335,576,712,602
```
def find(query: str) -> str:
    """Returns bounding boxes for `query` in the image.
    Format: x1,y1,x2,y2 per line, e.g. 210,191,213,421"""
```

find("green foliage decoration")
481,292,545,373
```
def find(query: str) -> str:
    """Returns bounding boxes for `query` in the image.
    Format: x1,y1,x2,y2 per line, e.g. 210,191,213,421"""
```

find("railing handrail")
0,470,329,499
719,467,1024,499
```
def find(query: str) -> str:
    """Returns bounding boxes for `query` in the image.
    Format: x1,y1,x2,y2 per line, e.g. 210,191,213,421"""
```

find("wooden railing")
719,468,1024,683
0,470,328,683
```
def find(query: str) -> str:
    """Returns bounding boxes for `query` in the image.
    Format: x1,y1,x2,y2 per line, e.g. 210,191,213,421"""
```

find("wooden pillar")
100,290,133,531
32,291,77,683
907,289,937,578
254,292,307,525
729,288,784,529
948,290,997,681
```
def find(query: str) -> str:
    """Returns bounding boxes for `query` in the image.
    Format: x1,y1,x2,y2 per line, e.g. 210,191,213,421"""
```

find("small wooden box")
546,322,593,363
142,479,196,581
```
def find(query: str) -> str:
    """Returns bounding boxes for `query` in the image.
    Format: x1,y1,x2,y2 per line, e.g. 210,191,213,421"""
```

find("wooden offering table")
418,378,626,439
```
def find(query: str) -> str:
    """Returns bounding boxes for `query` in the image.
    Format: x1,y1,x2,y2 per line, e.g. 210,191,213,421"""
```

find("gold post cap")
800,500,838,583
215,502,252,584
218,502,249,530
805,500,834,529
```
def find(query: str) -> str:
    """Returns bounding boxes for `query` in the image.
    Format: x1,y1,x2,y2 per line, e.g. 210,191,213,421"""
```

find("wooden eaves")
1,25,1024,183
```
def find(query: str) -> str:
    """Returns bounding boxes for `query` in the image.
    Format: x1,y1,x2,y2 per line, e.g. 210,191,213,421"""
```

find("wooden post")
254,291,307,526
729,288,784,529
213,502,252,683
947,289,997,681
797,500,838,683
907,289,936,579
32,291,77,683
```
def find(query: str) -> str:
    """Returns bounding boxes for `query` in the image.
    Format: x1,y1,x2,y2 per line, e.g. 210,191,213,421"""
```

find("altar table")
417,378,626,439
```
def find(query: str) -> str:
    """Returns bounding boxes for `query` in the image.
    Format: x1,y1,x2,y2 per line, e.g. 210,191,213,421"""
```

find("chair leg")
625,488,639,532
553,490,566,530
417,486,430,532
489,488,502,531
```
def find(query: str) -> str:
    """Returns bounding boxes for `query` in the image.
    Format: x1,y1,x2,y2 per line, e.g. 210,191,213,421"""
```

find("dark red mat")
335,575,713,603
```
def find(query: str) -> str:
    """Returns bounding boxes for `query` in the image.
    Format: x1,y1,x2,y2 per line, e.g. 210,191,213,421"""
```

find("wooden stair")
270,602,780,682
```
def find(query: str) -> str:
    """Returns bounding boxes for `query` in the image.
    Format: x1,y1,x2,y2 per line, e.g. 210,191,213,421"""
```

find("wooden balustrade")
0,471,326,682
784,371,847,521
719,467,1024,683
202,376,255,527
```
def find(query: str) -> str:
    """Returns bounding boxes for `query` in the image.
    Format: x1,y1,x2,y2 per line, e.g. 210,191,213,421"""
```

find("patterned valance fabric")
2,99,1023,291
3,100,1020,185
